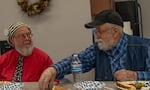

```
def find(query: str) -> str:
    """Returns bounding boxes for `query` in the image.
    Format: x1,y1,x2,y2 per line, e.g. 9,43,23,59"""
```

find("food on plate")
116,81,149,90
52,85,66,90
116,81,136,90
135,82,145,89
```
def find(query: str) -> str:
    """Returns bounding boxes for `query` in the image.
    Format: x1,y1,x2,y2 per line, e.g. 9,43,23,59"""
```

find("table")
24,82,39,90
24,81,117,90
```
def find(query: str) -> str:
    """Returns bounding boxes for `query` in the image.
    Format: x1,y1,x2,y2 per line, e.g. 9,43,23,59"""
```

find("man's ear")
112,27,119,37
10,37,14,45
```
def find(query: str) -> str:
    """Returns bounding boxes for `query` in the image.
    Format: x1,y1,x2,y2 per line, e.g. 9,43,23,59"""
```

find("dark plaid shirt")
53,33,150,80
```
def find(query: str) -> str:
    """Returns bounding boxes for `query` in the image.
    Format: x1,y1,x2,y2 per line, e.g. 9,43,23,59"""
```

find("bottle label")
72,65,82,72
72,67,82,72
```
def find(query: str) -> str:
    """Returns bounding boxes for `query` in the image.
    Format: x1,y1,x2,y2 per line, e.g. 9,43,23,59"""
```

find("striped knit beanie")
7,21,31,46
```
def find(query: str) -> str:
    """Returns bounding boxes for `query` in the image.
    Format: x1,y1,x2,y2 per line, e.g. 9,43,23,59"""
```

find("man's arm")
39,44,97,90
39,67,57,90
52,44,97,79
115,46,150,81
114,69,137,81
136,46,150,80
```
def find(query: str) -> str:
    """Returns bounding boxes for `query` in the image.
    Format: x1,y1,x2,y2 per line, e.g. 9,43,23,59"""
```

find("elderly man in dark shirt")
39,10,150,90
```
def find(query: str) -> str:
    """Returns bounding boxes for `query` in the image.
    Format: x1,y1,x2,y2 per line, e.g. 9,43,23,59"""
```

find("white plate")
0,83,24,90
73,81,105,90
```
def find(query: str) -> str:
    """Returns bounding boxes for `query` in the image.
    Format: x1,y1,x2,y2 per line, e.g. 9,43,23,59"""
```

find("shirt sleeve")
52,44,97,79
137,46,150,80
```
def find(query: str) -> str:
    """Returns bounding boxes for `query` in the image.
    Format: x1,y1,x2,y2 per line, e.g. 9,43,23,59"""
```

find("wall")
0,0,92,61
0,0,94,80
138,0,150,38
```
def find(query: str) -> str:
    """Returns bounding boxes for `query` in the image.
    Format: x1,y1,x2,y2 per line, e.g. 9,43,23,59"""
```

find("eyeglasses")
13,33,33,40
93,27,113,34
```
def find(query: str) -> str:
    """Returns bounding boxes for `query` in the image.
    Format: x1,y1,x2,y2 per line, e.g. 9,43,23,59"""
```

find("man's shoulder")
127,34,150,45
33,47,49,57
0,49,16,62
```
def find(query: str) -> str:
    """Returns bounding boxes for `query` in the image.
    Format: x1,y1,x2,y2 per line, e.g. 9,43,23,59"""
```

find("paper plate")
0,83,24,90
73,81,105,90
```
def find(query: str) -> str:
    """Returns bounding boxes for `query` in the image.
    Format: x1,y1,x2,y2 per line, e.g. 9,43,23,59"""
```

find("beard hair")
14,39,34,56
15,45,33,56
97,36,116,51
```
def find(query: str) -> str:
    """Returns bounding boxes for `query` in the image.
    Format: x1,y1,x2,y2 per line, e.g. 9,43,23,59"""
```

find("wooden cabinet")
90,0,115,16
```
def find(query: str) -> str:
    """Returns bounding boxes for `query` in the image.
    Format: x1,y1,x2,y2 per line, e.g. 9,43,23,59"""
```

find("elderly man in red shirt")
0,22,53,82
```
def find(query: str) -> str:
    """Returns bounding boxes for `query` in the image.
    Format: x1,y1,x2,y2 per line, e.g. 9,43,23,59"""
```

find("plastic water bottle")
71,54,82,83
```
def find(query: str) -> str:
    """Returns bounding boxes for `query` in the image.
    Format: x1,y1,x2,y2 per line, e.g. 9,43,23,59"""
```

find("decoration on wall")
17,0,50,16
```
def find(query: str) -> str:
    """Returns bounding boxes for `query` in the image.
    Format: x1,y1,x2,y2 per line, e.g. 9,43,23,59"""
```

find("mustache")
24,41,32,44
97,39,103,43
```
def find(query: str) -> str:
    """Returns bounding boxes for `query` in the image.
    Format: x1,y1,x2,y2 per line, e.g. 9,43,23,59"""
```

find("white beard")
97,37,115,51
15,45,33,56
14,39,34,56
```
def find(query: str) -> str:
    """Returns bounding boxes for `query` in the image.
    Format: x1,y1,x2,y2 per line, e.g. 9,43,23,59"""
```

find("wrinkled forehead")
14,26,31,35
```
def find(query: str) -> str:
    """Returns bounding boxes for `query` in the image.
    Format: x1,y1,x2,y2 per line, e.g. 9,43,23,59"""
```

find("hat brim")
84,20,104,29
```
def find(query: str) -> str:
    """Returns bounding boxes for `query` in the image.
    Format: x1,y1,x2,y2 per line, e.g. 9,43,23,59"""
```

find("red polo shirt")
0,47,53,82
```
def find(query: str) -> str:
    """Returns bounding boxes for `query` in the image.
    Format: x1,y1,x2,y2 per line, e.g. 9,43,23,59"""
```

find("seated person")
39,9,150,90
0,21,53,82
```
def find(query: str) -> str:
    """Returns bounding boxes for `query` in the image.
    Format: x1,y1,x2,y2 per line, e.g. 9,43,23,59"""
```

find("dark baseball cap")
85,9,123,28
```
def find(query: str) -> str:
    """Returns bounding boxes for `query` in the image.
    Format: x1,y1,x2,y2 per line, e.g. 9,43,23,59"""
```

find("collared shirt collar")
105,33,127,56
112,33,127,54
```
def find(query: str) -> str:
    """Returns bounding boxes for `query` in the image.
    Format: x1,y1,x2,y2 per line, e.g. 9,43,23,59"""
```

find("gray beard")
98,39,115,51
15,45,34,56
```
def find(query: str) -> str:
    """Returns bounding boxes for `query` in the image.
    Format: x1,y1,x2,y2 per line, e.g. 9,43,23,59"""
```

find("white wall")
0,0,95,81
0,0,92,61
138,0,150,38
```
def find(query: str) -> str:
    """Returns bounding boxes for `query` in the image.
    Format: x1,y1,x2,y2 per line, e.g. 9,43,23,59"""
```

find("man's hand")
114,69,137,81
39,67,57,90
